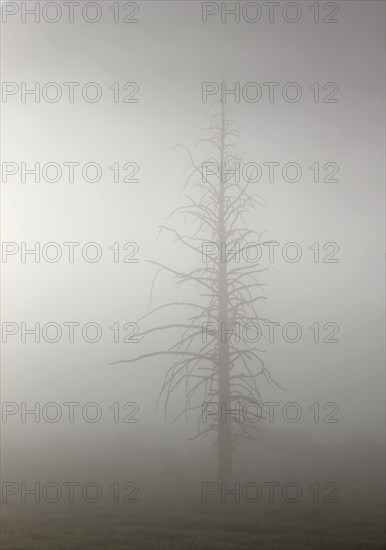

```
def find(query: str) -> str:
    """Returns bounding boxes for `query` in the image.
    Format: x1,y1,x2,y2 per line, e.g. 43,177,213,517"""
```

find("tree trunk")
217,99,232,483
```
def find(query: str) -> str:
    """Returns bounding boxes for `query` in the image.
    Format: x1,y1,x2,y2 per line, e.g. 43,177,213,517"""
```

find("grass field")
1,499,385,549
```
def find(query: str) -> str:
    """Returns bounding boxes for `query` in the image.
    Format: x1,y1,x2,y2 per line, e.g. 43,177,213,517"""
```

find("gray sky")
1,1,385,477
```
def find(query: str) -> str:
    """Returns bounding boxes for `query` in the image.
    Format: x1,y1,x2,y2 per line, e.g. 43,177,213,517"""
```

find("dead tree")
112,98,280,482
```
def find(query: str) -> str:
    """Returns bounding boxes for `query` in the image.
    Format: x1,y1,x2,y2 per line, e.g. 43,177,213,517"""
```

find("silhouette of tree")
112,98,281,482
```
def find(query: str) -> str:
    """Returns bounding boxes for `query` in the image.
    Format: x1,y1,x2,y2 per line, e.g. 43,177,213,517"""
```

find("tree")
112,98,280,482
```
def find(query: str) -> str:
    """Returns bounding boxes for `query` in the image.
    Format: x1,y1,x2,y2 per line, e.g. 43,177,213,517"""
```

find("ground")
1,499,385,549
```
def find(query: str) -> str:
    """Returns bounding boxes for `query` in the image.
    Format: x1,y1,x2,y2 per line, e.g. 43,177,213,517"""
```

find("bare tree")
112,98,280,482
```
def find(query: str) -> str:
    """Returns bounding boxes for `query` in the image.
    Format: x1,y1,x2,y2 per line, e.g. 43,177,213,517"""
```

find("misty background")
1,0,385,529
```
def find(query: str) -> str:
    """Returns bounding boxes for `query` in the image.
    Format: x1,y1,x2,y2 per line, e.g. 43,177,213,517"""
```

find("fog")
1,1,385,548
